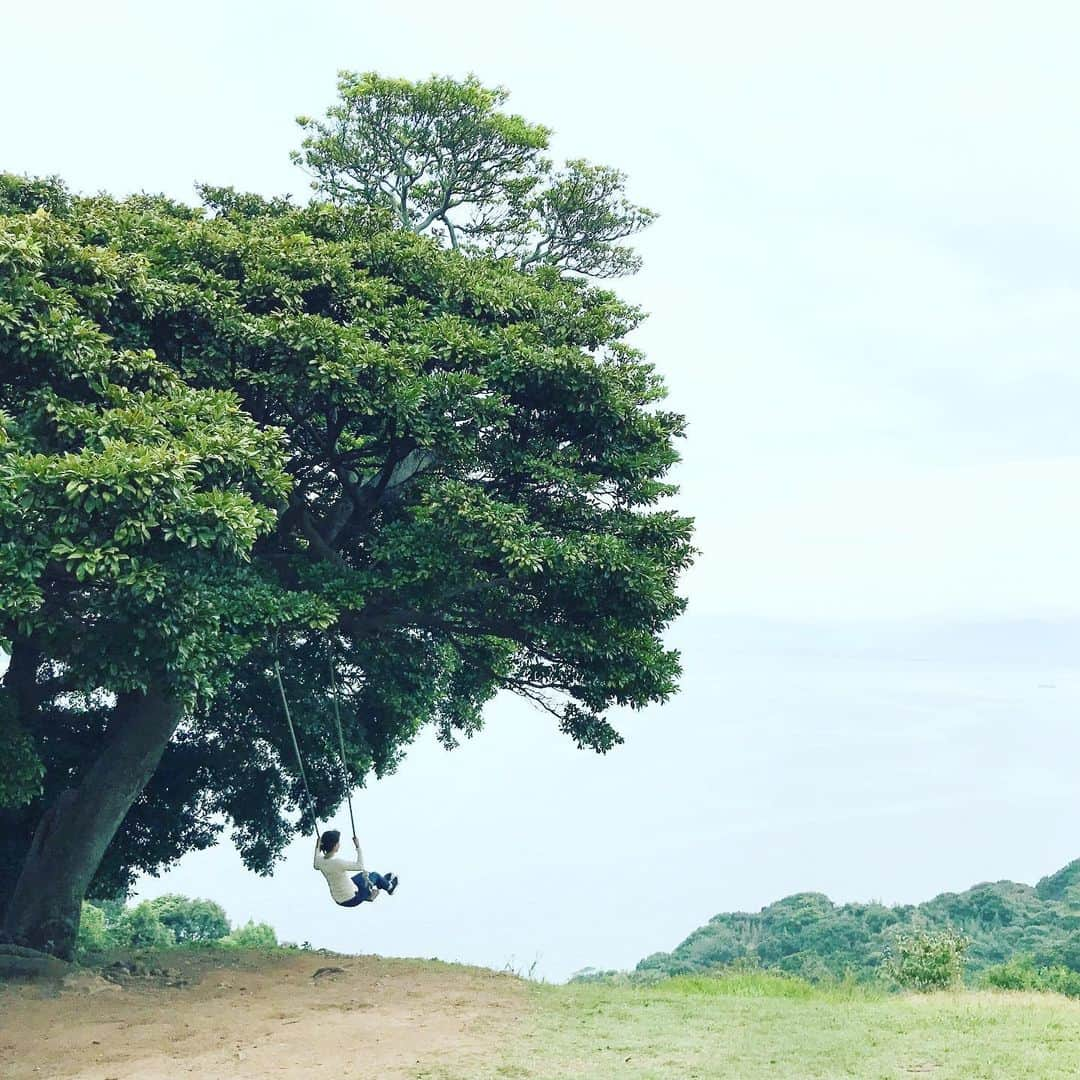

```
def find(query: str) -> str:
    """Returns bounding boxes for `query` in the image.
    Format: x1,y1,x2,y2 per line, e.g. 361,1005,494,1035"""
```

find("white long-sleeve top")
314,844,367,903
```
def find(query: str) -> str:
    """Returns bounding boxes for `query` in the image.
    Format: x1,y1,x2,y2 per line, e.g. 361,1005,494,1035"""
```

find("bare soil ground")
0,949,527,1080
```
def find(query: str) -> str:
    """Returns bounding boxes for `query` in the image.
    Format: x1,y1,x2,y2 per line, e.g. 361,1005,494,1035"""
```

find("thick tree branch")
295,505,350,570
3,639,42,718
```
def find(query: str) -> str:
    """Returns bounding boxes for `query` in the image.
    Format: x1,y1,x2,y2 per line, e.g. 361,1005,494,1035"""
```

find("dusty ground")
0,949,528,1079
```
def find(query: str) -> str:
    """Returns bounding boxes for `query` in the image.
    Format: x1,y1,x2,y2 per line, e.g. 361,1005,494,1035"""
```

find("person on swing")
314,829,399,908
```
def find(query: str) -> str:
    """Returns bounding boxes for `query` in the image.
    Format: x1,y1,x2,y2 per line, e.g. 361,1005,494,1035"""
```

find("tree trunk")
0,806,37,929
0,638,45,924
1,687,183,959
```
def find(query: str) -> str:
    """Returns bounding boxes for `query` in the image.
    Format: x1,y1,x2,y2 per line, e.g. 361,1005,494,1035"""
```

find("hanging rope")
273,654,320,837
272,634,357,843
326,639,358,841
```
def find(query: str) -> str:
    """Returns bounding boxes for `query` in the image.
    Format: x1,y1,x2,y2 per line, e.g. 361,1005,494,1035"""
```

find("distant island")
630,860,1080,983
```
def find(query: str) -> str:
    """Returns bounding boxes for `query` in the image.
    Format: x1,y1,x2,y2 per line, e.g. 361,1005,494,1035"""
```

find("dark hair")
319,830,340,856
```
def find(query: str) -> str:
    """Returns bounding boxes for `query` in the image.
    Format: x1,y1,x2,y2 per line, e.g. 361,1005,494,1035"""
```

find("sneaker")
386,874,399,895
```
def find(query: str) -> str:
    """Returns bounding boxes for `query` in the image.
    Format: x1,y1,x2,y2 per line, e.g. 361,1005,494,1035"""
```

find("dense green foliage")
114,901,178,949
1,135,690,915
636,859,1080,984
76,898,178,954
982,957,1080,997
0,176,291,813
75,894,272,955
294,72,655,276
147,894,230,943
75,900,110,954
222,919,278,949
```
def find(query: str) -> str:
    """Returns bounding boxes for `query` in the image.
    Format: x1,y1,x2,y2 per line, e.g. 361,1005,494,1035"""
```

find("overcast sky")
5,1,1080,980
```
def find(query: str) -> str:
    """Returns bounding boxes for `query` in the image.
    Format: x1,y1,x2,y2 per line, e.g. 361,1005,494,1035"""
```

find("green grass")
444,970,1080,1080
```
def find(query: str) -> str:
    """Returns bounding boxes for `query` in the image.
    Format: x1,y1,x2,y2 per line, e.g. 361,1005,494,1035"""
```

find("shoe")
386,874,398,895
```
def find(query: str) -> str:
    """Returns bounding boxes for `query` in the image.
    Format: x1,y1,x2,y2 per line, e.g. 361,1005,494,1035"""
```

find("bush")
222,920,277,949
112,901,176,949
882,928,969,992
90,897,128,927
983,958,1080,998
148,895,230,943
75,901,111,956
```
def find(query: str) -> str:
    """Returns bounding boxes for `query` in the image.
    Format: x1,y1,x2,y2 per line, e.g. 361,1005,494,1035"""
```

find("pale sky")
4,1,1080,979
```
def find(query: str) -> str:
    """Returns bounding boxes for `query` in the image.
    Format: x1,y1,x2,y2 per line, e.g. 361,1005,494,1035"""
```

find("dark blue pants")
337,872,391,908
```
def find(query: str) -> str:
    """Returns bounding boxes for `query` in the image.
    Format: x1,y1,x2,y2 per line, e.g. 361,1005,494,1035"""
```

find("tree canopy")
148,894,230,943
293,72,656,276
0,162,691,946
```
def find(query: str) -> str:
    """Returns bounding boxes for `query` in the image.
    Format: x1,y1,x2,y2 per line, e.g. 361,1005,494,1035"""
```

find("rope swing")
273,636,356,840
326,641,358,840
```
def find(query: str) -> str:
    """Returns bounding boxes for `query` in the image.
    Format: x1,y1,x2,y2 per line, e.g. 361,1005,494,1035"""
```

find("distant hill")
636,860,1080,983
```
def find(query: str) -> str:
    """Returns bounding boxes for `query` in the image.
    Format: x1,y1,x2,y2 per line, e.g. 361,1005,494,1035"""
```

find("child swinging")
314,829,399,908
273,650,399,908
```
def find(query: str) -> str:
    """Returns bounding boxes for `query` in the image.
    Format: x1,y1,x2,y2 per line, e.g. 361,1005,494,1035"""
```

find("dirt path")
0,951,529,1079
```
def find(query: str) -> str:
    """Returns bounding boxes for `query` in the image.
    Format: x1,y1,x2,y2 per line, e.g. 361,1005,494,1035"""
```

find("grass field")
467,971,1080,1080
4,953,1079,1079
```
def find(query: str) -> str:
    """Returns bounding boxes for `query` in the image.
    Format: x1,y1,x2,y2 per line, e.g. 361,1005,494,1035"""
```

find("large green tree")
0,130,691,958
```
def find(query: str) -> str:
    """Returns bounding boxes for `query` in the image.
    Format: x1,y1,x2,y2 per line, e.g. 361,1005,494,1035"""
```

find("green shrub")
983,957,1040,991
112,901,176,949
75,901,111,956
1040,966,1080,996
222,920,277,949
148,895,230,943
88,897,127,929
882,928,969,992
983,958,1080,997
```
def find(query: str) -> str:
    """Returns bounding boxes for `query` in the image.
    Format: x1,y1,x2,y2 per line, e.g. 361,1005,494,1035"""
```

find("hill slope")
4,949,1080,1079
637,859,1080,982
0,949,524,1079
